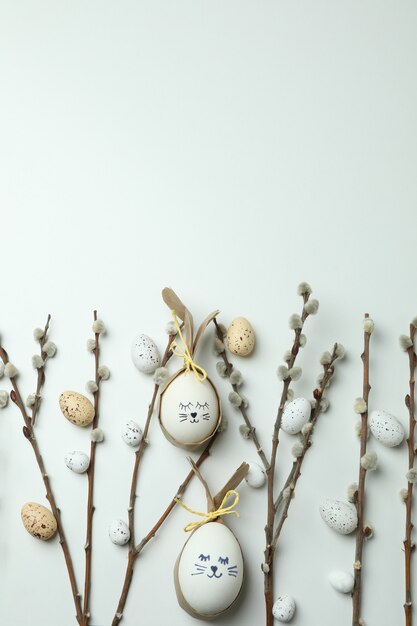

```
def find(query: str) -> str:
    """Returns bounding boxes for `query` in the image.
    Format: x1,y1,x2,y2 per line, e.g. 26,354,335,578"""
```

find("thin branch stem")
352,314,372,626
404,322,416,626
213,318,269,471
31,313,51,426
0,335,83,625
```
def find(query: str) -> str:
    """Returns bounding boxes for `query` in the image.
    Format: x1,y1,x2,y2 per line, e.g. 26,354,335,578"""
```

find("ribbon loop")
174,489,240,532
170,310,207,382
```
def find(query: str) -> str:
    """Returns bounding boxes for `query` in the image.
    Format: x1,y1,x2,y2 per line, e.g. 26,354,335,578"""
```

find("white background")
0,2,416,625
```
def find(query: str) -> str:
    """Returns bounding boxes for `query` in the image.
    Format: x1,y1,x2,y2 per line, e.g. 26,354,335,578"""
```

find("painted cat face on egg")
160,371,220,445
190,552,239,580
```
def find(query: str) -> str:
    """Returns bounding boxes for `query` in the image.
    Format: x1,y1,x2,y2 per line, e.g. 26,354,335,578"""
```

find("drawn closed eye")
198,554,210,561
218,556,229,565
179,402,193,410
196,401,209,409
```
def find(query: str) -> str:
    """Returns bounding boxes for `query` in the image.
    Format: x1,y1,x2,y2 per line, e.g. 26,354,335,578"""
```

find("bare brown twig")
351,314,372,626
0,320,83,625
31,313,51,426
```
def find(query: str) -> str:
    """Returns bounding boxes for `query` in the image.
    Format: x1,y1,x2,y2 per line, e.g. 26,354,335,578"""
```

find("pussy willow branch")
404,322,416,626
352,314,372,626
111,433,218,626
213,318,269,471
0,326,83,625
264,290,312,626
31,313,51,426
82,310,101,626
111,330,176,625
264,344,340,626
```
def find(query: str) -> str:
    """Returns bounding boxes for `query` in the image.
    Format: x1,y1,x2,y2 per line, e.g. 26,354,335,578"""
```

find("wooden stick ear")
192,310,220,356
213,462,249,510
187,457,215,511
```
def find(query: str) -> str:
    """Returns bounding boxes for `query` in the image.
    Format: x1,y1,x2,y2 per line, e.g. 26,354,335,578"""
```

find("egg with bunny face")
175,521,244,618
159,369,221,448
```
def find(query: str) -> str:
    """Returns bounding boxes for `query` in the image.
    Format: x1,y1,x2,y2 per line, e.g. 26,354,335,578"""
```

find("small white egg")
109,519,130,545
245,463,266,488
64,451,90,474
121,420,143,447
369,409,404,447
328,570,354,593
272,595,296,622
319,499,358,535
131,334,161,374
281,398,311,435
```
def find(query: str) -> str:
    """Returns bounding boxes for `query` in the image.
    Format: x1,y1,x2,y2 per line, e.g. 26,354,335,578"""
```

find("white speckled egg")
59,391,95,427
319,499,358,535
131,334,161,374
159,370,221,447
328,570,354,593
109,519,130,545
176,522,244,618
21,502,57,541
245,463,266,488
281,398,311,435
369,409,404,447
64,451,90,474
272,595,296,622
121,420,143,447
226,317,255,357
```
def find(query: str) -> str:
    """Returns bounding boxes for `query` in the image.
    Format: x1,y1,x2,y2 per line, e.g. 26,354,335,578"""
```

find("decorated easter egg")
245,463,266,488
59,391,95,427
319,499,358,535
272,595,296,622
328,570,354,593
369,409,404,447
175,522,244,618
159,370,221,447
131,334,161,374
21,502,57,541
226,317,255,357
64,451,90,474
121,420,143,447
109,519,130,545
281,398,311,435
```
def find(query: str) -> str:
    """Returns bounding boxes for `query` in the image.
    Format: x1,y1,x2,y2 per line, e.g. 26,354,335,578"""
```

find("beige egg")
59,391,95,427
226,317,255,357
21,502,57,541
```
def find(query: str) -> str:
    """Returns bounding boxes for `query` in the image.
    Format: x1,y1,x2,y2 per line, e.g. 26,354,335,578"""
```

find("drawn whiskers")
202,413,210,421
179,413,188,422
192,563,207,576
228,565,238,577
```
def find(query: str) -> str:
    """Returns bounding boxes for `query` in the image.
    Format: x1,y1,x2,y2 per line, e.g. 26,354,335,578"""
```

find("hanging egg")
64,451,90,474
21,502,57,541
121,420,143,447
175,522,244,619
319,499,358,535
59,391,95,427
109,519,130,545
369,409,404,447
159,369,221,448
328,570,354,593
245,463,266,488
272,595,296,622
281,398,311,435
226,317,255,357
131,334,161,374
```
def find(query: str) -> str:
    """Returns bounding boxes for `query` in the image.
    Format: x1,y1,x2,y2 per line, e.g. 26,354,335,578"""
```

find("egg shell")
159,369,221,448
109,519,130,545
272,595,296,622
21,502,57,541
59,391,95,427
131,334,161,374
64,451,90,473
226,317,255,357
369,409,405,447
328,570,354,593
319,499,358,534
245,463,266,488
121,420,143,447
175,522,244,619
281,398,311,435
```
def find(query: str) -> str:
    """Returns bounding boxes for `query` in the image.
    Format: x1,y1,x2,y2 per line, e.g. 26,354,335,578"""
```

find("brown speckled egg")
226,317,255,357
59,391,95,427
21,502,57,541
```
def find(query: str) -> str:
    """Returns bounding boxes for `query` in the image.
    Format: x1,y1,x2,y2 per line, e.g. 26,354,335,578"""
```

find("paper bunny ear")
162,288,194,349
187,457,215,511
192,309,220,356
212,462,249,511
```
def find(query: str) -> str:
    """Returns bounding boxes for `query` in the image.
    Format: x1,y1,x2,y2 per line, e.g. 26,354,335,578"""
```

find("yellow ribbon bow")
170,309,207,382
174,489,240,532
